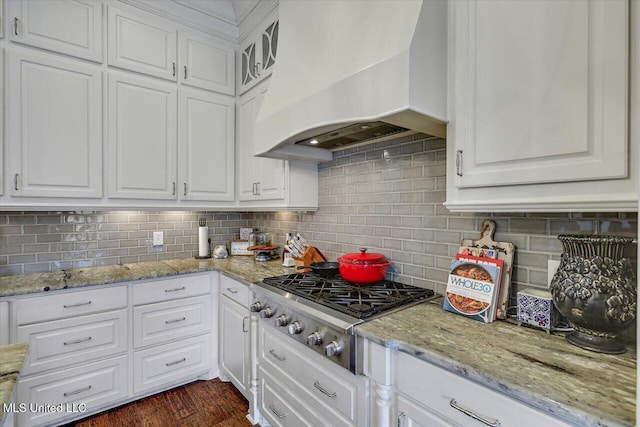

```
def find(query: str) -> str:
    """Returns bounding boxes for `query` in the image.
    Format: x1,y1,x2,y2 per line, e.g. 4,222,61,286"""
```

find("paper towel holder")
195,237,212,259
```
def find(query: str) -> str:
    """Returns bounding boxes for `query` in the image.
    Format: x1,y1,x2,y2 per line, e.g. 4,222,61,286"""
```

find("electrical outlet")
153,231,164,246
547,259,561,288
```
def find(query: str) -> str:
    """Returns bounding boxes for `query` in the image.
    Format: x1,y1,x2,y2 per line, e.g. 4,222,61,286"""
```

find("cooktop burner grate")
261,273,434,320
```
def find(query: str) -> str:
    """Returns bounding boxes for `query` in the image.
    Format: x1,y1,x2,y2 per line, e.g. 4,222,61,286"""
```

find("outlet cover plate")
153,231,164,246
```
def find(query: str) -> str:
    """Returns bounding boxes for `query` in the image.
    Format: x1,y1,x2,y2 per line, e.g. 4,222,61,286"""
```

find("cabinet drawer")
260,367,331,427
133,295,211,348
133,334,212,394
260,325,365,425
220,274,249,307
17,355,128,427
395,352,572,427
16,286,127,325
133,274,211,305
17,309,128,376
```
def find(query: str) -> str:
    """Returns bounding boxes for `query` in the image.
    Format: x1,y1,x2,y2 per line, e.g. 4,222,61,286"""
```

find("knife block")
293,246,327,273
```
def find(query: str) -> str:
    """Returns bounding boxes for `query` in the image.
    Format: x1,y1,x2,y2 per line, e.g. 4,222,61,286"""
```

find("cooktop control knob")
287,321,303,335
250,302,263,313
307,331,323,346
259,307,274,318
274,314,290,327
325,341,344,357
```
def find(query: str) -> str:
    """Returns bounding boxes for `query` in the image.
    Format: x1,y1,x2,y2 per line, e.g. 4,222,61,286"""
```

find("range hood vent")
254,0,448,163
295,122,415,150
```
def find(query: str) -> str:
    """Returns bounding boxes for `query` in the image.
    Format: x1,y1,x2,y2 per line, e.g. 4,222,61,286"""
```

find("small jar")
249,230,273,247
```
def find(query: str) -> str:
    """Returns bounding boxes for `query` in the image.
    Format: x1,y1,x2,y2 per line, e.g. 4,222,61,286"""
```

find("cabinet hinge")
456,150,463,177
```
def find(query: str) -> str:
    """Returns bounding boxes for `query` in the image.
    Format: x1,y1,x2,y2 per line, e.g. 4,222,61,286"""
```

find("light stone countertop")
0,258,636,426
356,299,636,427
0,343,29,423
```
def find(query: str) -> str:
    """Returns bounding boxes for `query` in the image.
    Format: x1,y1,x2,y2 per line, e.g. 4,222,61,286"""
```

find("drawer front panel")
17,355,128,427
260,367,331,427
260,324,364,425
16,286,127,325
133,295,211,348
18,309,128,376
133,334,212,394
395,352,571,427
220,274,249,307
132,274,211,305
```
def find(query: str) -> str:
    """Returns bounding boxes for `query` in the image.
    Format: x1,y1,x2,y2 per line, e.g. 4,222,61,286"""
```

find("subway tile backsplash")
0,136,637,301
0,212,253,275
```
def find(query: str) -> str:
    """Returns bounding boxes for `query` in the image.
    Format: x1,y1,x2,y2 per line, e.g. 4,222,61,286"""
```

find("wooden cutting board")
460,219,515,320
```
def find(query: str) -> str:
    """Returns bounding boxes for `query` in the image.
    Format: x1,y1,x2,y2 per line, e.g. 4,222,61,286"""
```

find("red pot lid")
338,248,388,265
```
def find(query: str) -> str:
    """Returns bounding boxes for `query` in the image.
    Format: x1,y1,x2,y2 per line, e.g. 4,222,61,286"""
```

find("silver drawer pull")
63,385,92,397
63,301,92,308
313,381,337,398
64,336,92,346
165,317,186,324
269,349,286,361
226,287,238,294
269,404,286,419
166,357,186,367
449,399,499,427
164,286,185,293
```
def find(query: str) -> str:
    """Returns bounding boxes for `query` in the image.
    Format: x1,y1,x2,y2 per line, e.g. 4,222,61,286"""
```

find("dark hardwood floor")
63,379,253,427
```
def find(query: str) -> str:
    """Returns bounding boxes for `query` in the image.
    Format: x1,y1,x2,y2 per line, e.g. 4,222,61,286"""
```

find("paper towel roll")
198,226,209,257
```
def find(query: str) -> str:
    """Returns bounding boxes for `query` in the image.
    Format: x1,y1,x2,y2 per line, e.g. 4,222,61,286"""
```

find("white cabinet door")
108,72,177,200
8,0,103,62
0,301,8,346
108,7,177,81
179,88,235,202
0,48,3,196
179,31,234,95
220,295,249,396
8,50,102,198
451,0,628,188
1,0,4,38
237,79,285,201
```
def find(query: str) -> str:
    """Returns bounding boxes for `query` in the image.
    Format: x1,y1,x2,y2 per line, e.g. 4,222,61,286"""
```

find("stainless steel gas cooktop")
251,273,437,373
261,273,434,320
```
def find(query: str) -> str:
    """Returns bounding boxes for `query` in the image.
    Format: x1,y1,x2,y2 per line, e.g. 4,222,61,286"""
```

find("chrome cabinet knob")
325,340,344,357
274,314,290,327
260,307,274,318
287,321,303,335
250,302,263,312
307,331,323,346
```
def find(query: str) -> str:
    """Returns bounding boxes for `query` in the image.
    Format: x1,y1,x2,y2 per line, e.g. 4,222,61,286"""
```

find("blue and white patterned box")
517,289,556,331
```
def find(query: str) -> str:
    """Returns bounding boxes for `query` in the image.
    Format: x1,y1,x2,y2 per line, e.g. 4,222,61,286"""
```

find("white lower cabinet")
259,322,368,427
9,272,218,426
366,341,572,427
17,355,128,427
133,334,212,394
132,273,216,395
219,290,249,397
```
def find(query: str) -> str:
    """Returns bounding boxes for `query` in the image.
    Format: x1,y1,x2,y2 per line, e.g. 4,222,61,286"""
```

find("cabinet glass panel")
242,42,257,85
262,21,278,71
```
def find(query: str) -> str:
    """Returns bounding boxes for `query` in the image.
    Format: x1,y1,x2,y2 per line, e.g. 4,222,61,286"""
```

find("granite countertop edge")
0,343,29,423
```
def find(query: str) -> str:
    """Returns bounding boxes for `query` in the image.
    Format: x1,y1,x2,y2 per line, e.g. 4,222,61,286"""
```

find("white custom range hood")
254,0,448,163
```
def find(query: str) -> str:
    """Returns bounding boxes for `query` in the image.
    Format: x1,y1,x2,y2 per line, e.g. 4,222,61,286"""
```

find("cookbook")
443,258,502,323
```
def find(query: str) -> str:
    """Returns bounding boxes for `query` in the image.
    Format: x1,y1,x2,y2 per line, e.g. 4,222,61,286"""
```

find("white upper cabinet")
108,7,177,81
239,10,278,94
8,50,103,198
179,88,235,202
1,0,5,39
237,79,285,202
179,30,235,96
108,72,177,200
0,48,3,196
8,0,103,62
446,0,634,212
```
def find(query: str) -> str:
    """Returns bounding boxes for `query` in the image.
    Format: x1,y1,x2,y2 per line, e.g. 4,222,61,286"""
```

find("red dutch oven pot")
337,248,391,284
